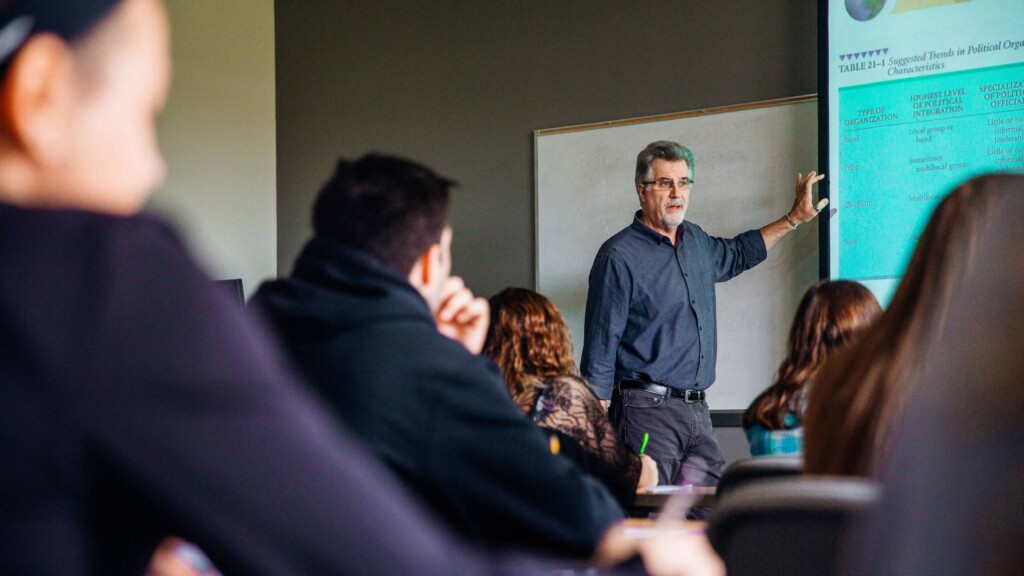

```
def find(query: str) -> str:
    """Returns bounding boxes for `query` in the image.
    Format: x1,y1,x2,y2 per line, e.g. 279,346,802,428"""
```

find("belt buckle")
684,389,701,403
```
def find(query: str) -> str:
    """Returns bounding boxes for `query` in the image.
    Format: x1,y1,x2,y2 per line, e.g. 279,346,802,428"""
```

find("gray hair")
635,141,695,187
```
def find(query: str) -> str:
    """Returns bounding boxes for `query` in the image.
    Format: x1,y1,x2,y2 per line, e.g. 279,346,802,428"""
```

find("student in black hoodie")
253,155,629,559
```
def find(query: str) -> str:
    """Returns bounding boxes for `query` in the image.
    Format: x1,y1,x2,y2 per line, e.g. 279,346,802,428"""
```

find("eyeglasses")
642,178,694,191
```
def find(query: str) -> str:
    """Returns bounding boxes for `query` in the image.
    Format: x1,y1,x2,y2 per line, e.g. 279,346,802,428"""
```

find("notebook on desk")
645,484,695,494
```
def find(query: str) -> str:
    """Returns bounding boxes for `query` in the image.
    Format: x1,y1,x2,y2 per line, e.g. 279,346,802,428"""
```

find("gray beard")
663,209,686,229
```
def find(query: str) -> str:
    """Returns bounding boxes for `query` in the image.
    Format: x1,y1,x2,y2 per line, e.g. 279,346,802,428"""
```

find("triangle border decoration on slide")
841,47,890,61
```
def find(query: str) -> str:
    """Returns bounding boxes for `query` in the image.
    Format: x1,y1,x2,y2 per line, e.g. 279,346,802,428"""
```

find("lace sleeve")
533,375,642,502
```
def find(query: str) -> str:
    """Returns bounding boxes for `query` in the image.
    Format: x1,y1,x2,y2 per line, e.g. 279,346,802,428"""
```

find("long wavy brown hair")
483,288,577,411
743,280,880,430
804,175,1008,477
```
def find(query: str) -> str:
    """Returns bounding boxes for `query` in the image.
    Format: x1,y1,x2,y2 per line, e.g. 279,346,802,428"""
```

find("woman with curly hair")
742,280,880,456
484,288,658,506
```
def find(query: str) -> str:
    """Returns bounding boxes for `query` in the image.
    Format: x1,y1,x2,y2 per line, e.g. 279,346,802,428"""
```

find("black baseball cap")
0,0,122,66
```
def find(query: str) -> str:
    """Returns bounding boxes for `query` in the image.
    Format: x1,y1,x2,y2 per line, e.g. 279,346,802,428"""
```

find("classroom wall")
151,0,277,297
274,1,818,296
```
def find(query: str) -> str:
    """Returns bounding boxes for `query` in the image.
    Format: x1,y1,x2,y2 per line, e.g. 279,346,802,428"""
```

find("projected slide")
825,0,1024,303
838,63,1024,279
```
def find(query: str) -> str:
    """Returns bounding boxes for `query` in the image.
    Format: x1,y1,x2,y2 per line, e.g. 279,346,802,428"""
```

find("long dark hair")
804,175,1008,477
743,280,880,430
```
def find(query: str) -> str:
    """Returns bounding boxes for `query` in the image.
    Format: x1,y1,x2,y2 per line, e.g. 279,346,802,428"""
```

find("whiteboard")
535,96,819,411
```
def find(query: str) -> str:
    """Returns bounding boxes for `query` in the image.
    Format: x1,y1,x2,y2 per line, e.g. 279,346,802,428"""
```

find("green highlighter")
638,432,650,455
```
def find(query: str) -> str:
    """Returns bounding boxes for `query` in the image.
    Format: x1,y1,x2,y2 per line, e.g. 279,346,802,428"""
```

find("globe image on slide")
846,0,886,21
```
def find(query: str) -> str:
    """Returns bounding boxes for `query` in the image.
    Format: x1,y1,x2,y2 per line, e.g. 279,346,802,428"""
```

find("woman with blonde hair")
484,288,658,506
743,280,880,456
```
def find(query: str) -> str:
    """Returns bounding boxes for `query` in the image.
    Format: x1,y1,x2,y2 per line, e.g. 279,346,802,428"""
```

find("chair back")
716,455,802,501
707,477,879,576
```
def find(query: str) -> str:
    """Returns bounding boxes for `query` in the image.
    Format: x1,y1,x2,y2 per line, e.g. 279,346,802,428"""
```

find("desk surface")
632,486,717,510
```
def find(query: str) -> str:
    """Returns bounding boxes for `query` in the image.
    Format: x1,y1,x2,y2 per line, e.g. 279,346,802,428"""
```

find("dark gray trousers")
608,385,725,489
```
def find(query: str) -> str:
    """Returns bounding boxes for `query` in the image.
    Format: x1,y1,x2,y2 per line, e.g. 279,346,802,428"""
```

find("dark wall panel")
275,1,816,296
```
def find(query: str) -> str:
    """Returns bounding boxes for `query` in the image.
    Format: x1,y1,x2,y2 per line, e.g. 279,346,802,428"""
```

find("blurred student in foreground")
483,287,659,507
742,280,879,456
804,175,1006,477
0,1,720,575
840,174,1024,576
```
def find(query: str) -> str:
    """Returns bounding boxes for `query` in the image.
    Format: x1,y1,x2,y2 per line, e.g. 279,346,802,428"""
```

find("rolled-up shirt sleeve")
707,229,767,283
581,252,630,399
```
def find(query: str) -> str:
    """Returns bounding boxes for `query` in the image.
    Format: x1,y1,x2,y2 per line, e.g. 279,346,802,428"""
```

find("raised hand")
790,170,826,225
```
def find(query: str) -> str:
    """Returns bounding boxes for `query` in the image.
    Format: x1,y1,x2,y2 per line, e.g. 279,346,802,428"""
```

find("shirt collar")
629,210,686,246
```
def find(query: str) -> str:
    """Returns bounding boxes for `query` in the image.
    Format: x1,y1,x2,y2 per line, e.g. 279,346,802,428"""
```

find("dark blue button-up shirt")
581,212,767,399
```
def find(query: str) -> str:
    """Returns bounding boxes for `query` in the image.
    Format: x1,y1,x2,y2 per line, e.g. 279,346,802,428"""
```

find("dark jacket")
0,203,546,576
253,238,624,557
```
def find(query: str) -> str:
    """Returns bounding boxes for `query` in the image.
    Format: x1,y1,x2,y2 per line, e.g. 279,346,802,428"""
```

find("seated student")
252,155,626,558
482,287,659,507
741,280,879,456
803,175,1003,477
839,174,1024,576
0,2,719,575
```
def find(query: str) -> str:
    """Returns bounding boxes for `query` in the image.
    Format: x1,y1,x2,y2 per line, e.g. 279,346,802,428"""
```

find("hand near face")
435,276,490,354
790,170,826,224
